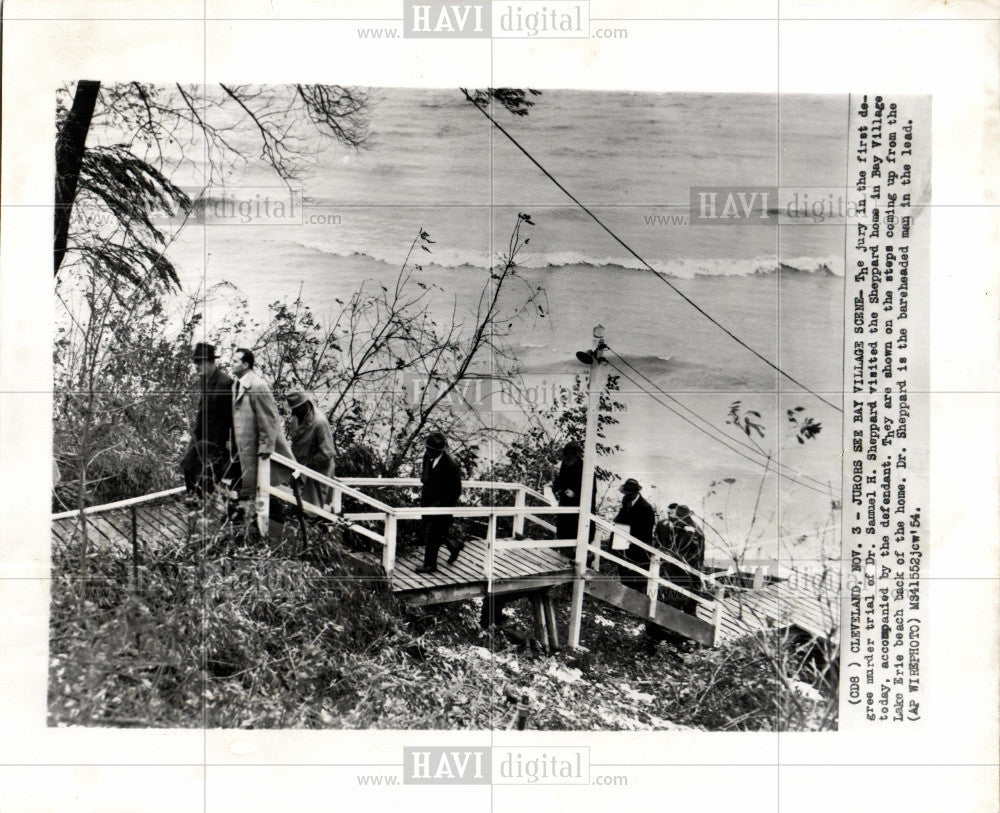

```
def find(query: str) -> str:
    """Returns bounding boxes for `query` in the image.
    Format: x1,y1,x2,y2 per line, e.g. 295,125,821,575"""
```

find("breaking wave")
289,239,842,279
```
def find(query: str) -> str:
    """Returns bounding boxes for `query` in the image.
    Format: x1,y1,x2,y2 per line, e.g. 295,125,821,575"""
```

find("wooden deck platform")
391,538,573,606
51,493,193,554
696,571,841,645
52,491,839,649
51,494,574,606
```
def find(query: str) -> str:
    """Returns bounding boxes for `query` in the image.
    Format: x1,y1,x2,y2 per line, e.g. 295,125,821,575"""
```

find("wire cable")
605,361,834,498
606,348,832,492
462,91,843,414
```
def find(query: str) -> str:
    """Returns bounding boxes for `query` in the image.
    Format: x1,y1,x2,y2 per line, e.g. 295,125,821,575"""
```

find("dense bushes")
48,519,409,728
49,515,835,731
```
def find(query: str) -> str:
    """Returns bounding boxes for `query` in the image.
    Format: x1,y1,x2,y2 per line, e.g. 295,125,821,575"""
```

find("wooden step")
584,574,716,646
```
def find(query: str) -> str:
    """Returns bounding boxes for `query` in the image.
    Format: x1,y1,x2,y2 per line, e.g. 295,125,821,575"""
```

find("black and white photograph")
49,83,877,732
1,1,997,810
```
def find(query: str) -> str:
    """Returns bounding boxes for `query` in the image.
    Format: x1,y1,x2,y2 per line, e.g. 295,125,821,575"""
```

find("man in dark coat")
553,442,583,541
551,441,596,558
179,342,238,503
656,503,706,615
614,477,656,592
415,432,464,573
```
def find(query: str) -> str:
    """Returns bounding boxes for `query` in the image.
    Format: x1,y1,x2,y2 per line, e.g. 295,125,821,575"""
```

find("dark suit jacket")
615,493,656,545
615,493,656,572
553,457,583,506
193,366,234,455
656,518,706,609
656,519,706,570
420,452,463,511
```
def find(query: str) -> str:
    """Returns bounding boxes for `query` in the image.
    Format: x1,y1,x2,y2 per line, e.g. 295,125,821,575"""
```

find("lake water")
167,88,850,562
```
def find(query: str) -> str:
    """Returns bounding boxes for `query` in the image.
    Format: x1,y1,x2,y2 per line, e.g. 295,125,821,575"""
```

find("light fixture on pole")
576,324,607,366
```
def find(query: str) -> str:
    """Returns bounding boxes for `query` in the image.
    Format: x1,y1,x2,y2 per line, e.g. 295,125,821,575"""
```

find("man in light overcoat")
286,390,335,506
229,348,294,506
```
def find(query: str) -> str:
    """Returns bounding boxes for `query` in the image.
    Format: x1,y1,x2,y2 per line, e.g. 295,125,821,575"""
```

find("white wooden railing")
258,454,726,646
260,454,580,580
50,460,727,648
51,486,187,521
586,514,725,645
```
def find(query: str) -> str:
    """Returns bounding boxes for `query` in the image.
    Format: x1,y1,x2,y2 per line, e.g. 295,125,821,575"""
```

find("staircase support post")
711,583,726,647
531,593,550,654
513,487,526,537
543,592,561,651
382,513,397,579
255,456,271,538
646,554,661,618
484,513,497,594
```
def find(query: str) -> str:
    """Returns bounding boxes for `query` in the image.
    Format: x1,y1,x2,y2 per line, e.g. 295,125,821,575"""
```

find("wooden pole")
484,513,496,594
531,594,550,654
711,583,726,647
568,327,607,649
255,456,271,538
543,592,561,651
382,513,397,579
290,474,310,547
512,487,526,537
646,553,661,619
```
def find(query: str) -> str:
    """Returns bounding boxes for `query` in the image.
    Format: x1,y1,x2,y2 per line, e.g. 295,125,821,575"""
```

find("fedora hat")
192,342,217,362
562,441,582,459
619,478,642,494
426,432,448,452
286,391,309,410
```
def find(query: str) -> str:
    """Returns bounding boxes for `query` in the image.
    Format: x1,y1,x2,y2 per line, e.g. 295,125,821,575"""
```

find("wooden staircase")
584,571,717,646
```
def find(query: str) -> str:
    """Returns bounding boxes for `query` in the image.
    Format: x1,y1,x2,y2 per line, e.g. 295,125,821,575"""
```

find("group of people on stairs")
179,344,704,620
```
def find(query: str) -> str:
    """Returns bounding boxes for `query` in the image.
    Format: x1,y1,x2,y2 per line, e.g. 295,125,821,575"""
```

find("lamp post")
567,325,607,649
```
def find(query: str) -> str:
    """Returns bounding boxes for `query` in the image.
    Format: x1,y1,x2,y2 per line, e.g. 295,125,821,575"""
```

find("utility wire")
609,360,832,498
608,348,774,460
606,360,833,499
606,348,831,492
462,92,843,414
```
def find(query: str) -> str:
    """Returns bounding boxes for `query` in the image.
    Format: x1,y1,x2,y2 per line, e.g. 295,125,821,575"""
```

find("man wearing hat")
551,441,596,555
415,431,464,573
613,477,657,592
658,504,706,615
286,391,335,506
654,503,680,553
179,342,237,504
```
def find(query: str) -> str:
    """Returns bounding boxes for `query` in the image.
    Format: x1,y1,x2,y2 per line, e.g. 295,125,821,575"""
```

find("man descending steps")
415,432,464,574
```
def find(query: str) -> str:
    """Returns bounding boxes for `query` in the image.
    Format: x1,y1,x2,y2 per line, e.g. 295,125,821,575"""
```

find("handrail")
337,477,526,491
520,485,553,504
269,453,397,514
391,505,581,519
585,540,714,609
266,485,387,545
589,513,721,591
52,486,186,521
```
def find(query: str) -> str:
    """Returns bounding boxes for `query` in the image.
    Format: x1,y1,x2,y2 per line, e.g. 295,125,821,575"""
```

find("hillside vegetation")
49,518,835,731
